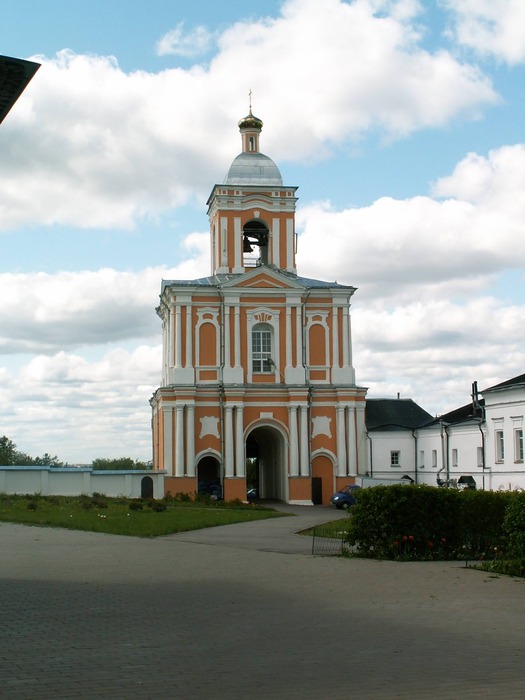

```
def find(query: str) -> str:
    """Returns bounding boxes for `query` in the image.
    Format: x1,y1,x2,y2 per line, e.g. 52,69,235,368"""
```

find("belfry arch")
245,424,287,501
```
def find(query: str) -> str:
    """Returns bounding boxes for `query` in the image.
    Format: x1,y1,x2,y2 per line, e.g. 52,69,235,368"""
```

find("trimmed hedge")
346,484,517,561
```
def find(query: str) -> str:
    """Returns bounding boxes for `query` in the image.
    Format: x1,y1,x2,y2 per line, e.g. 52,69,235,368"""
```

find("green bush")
503,492,525,558
347,485,510,561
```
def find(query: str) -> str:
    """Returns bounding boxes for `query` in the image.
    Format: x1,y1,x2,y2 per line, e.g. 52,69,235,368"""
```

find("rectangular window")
477,446,484,468
452,448,458,467
495,430,505,462
252,328,272,373
419,450,424,468
432,450,437,468
515,429,524,462
390,450,400,467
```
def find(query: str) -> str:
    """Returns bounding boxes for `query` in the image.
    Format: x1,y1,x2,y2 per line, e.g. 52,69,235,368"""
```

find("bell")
243,237,253,253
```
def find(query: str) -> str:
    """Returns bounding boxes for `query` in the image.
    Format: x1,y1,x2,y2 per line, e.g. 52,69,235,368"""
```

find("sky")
1,0,525,464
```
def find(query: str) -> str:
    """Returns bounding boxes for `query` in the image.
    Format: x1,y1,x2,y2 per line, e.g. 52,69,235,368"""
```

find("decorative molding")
199,416,220,439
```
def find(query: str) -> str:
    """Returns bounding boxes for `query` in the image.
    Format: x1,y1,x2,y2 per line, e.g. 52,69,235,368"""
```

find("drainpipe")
367,430,373,478
412,429,418,484
217,286,226,494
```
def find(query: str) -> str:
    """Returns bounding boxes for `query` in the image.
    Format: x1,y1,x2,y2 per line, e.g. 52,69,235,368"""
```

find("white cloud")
443,0,525,64
296,144,525,301
0,243,210,355
156,22,214,57
2,346,161,462
0,0,497,231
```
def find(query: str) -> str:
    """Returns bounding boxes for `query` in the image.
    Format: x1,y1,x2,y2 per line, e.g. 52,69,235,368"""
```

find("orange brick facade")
150,111,368,504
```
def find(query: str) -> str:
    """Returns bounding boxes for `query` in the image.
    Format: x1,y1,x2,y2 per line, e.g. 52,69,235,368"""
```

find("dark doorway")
311,477,323,505
141,476,154,499
197,455,222,499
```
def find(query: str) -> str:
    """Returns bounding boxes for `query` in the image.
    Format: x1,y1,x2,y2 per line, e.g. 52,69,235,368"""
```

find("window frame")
251,324,273,374
514,428,523,463
495,429,505,462
390,450,400,467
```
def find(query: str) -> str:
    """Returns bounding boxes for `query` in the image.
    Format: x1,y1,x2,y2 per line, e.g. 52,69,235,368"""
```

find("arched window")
249,136,255,151
252,323,272,373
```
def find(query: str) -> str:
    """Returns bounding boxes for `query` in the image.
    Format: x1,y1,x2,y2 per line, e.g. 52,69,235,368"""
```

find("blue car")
330,484,360,510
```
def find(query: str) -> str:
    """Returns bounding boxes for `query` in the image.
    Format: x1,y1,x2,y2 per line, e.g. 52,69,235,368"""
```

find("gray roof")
161,268,355,293
483,372,525,393
224,152,283,186
366,398,433,431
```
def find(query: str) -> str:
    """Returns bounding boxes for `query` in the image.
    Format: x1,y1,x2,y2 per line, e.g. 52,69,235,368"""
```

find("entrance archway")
197,455,222,499
246,425,286,501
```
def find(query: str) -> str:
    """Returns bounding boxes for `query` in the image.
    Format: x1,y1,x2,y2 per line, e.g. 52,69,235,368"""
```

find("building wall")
0,467,165,499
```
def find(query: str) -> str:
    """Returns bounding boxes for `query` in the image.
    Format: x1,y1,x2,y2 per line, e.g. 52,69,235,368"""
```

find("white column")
224,304,231,369
174,304,182,368
346,406,357,476
163,407,173,474
332,305,340,369
289,405,299,476
272,217,280,268
175,405,184,477
186,404,195,477
235,405,244,477
225,406,234,477
184,304,192,369
234,303,241,368
169,308,175,368
299,405,309,476
342,307,350,368
295,305,303,368
285,305,292,370
336,406,347,477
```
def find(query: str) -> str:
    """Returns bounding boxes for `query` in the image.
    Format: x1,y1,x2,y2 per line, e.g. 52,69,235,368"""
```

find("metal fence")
311,526,352,556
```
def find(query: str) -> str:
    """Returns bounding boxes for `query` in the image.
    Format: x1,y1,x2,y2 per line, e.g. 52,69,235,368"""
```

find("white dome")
224,152,283,186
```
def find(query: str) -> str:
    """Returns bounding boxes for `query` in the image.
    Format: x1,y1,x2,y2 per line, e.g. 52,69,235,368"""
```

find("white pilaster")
299,405,309,476
235,405,244,477
285,305,292,369
272,217,280,268
184,304,193,369
224,304,231,369
289,405,299,476
174,304,182,369
336,406,347,477
163,407,173,474
175,405,184,477
225,406,234,477
346,406,357,476
186,403,195,477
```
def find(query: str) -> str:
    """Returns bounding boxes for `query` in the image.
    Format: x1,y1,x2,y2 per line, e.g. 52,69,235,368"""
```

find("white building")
367,373,525,491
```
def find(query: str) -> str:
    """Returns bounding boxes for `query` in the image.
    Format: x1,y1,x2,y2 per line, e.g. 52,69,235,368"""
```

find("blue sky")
1,0,525,462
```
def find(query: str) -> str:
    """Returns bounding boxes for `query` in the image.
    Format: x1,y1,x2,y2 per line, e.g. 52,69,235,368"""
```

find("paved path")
1,507,525,699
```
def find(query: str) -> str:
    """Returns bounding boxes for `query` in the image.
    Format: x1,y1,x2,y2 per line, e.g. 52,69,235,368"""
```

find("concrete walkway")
1,506,525,699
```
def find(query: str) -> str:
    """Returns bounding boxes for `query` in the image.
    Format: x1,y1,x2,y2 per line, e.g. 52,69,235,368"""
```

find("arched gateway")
150,109,368,504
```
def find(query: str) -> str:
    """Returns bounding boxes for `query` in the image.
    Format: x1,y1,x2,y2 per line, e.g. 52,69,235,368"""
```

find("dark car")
330,484,360,509
247,487,258,501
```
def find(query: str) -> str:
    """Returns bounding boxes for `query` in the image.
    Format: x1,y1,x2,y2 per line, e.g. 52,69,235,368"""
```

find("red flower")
441,537,447,543
393,540,399,546
402,535,408,542
428,541,433,548
409,535,414,541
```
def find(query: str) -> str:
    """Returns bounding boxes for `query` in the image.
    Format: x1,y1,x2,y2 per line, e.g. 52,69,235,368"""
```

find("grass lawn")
0,493,289,538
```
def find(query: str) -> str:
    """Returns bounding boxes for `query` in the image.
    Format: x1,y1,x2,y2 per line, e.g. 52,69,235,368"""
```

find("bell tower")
207,109,298,274
151,109,368,506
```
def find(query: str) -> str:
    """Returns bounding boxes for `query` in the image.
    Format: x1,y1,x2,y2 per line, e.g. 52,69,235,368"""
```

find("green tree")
91,457,149,470
0,436,64,466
